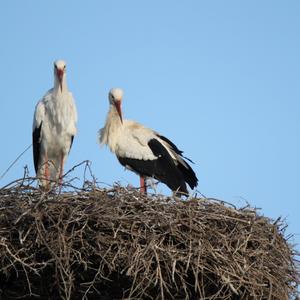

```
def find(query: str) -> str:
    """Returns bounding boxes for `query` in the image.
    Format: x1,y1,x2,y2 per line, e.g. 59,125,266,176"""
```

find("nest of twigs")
0,176,298,299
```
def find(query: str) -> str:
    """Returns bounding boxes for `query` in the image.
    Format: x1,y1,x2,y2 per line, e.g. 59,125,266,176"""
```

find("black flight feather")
157,134,194,164
69,135,74,153
157,135,198,188
32,122,43,174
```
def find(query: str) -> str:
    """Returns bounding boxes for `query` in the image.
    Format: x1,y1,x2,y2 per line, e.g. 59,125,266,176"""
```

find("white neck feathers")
99,105,123,152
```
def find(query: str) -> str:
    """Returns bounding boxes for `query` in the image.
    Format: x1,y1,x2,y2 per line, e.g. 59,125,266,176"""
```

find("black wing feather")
32,122,42,174
155,135,198,189
69,135,74,153
157,134,183,155
157,134,194,163
177,160,198,189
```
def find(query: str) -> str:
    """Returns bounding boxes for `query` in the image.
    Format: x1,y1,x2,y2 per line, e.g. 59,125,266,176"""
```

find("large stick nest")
0,177,298,299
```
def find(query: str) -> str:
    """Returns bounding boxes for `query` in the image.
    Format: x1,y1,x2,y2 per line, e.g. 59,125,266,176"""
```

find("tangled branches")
0,178,298,299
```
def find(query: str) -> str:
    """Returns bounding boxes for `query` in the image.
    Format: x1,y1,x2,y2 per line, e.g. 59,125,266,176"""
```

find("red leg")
58,154,64,188
140,176,147,194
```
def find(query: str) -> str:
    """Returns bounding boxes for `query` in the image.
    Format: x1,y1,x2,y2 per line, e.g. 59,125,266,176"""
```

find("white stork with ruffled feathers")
99,88,198,195
32,60,77,189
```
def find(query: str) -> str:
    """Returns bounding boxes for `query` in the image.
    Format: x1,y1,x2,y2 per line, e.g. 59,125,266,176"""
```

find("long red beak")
56,69,64,92
115,101,123,124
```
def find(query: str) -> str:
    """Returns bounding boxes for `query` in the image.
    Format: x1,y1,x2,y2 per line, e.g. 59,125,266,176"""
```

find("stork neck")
100,105,123,149
110,105,123,125
54,76,68,96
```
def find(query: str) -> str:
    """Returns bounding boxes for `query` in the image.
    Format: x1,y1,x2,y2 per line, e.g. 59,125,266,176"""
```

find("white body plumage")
100,114,157,161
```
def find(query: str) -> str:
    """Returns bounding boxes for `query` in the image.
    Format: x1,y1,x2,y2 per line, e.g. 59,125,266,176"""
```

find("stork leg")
58,153,64,190
140,176,147,194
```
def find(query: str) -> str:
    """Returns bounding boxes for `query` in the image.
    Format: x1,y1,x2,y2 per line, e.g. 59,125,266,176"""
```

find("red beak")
115,101,123,124
56,69,64,92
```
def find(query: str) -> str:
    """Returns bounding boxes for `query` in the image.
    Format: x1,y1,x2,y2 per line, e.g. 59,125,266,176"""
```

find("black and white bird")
99,88,198,195
32,60,77,189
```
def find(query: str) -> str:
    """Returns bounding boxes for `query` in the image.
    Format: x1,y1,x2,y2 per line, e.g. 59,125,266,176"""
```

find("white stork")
32,60,77,189
99,88,198,195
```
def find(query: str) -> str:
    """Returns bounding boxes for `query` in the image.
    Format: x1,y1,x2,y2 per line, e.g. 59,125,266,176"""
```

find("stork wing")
68,92,78,124
67,92,77,154
32,101,45,173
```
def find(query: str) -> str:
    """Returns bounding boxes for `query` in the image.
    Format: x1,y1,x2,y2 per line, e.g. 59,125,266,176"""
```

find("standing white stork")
32,60,77,189
99,88,198,195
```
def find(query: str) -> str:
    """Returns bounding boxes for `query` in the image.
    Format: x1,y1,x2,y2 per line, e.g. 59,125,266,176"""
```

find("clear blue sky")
1,1,299,249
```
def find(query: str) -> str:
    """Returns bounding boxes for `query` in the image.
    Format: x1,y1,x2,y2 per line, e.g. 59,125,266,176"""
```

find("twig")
0,144,32,181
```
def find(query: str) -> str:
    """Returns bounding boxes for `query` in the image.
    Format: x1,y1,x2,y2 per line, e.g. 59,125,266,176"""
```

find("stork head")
109,88,123,124
54,60,66,92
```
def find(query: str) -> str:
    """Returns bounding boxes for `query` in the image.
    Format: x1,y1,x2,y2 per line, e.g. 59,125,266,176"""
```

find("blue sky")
0,1,299,249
